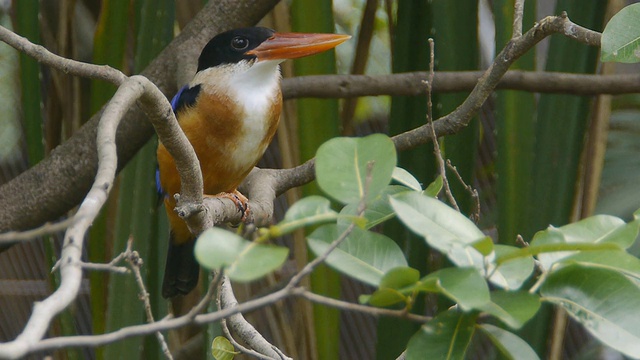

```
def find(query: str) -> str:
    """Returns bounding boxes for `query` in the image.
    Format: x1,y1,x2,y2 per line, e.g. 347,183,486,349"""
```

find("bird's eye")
231,36,249,50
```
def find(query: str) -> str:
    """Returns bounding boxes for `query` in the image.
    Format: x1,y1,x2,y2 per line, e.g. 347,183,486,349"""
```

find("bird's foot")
205,190,250,222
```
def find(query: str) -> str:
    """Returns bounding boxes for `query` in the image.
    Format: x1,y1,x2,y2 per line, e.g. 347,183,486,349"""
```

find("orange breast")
157,89,282,244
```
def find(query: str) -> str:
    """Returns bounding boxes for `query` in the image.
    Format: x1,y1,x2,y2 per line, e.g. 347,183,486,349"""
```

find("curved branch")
0,76,139,359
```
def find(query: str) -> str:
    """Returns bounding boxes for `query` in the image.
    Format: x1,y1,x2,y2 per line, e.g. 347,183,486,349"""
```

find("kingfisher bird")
157,27,350,298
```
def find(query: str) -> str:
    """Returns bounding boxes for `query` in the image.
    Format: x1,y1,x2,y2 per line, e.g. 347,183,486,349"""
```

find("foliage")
193,133,640,358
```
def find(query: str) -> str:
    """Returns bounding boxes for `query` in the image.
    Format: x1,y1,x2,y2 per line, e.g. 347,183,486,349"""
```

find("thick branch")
282,70,640,98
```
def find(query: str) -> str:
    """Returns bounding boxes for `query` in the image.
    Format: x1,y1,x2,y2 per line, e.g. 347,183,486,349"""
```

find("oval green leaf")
307,224,407,286
195,228,289,282
390,192,487,269
479,324,540,360
338,185,408,229
480,290,540,330
531,214,635,270
541,265,640,357
489,245,534,290
271,196,338,236
211,336,238,360
406,311,477,360
601,3,640,63
422,267,490,311
392,166,422,191
316,134,397,204
367,288,408,307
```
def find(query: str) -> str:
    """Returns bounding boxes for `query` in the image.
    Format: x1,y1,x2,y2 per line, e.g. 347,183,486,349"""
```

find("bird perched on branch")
157,27,350,298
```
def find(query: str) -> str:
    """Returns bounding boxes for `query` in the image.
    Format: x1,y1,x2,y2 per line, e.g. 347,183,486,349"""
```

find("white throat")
190,60,283,170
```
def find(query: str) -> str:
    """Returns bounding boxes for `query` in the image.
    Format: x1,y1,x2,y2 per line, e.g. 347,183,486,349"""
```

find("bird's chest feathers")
181,63,282,191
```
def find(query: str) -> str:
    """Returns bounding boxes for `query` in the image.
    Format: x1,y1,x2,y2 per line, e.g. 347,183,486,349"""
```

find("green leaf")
601,3,640,63
270,196,338,237
211,336,238,360
366,267,421,307
471,236,494,256
479,324,540,360
195,228,289,282
560,250,640,279
367,288,408,307
380,267,421,289
307,225,407,286
316,134,397,204
406,311,477,360
424,175,443,197
392,167,422,191
541,265,640,357
531,215,636,269
489,245,534,290
390,192,487,269
339,185,408,229
422,268,490,311
480,290,540,330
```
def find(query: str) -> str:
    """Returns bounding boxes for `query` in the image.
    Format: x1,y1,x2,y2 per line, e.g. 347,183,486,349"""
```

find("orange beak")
247,32,351,61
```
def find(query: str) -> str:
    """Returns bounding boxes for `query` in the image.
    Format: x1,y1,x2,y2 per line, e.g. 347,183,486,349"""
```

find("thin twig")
0,219,73,244
512,0,526,39
124,238,173,360
298,290,430,323
424,38,459,211
445,160,480,222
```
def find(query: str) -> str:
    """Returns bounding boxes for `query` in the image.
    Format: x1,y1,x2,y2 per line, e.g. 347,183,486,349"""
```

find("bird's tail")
161,232,200,298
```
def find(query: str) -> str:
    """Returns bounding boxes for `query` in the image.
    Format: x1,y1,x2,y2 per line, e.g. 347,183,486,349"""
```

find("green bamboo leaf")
195,228,289,282
479,324,540,360
406,311,477,360
489,245,534,290
13,1,43,165
541,265,640,358
307,225,407,286
493,0,536,246
601,3,640,63
480,290,540,330
390,192,487,269
0,10,23,166
526,0,605,240
316,134,397,204
291,3,344,357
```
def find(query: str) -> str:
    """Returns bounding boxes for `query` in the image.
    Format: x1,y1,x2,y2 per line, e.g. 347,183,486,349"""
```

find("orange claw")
204,190,250,222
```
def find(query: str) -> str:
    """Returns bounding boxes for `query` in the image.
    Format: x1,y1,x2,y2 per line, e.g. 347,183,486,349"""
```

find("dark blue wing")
170,84,201,115
156,167,166,200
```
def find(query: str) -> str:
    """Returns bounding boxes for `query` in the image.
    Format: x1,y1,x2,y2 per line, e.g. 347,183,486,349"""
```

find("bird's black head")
197,27,275,72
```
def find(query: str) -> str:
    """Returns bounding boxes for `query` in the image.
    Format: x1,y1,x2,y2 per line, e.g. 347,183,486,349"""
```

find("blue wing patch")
156,167,167,200
171,84,201,115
